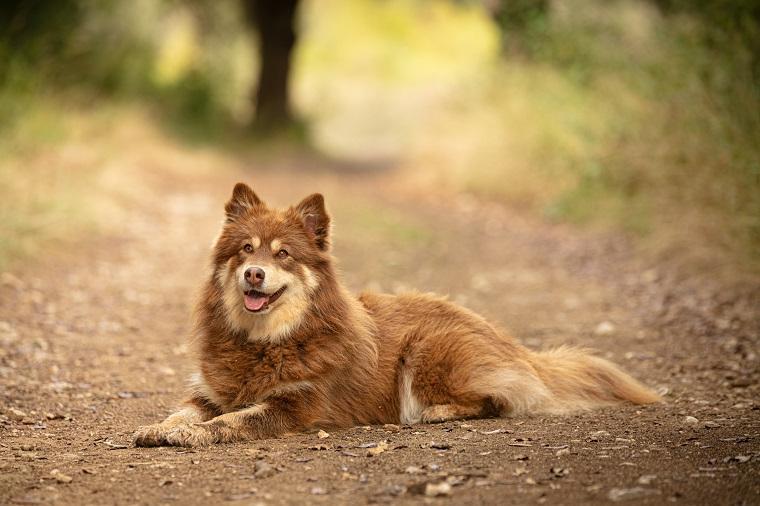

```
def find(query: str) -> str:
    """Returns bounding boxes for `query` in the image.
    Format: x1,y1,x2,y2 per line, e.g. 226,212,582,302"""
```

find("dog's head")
210,183,330,342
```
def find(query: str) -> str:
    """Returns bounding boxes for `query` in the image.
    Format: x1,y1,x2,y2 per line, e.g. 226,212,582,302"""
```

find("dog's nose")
244,267,265,286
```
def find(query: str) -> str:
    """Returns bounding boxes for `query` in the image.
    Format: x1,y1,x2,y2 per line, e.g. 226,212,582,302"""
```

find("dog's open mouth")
243,286,287,313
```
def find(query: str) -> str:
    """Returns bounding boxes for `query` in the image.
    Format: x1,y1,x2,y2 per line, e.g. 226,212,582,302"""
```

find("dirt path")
1,147,758,505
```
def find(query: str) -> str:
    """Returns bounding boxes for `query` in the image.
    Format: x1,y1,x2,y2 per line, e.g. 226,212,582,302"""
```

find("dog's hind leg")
420,403,489,423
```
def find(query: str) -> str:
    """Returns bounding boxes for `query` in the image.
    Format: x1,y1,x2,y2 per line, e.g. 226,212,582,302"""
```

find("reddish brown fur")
133,183,661,447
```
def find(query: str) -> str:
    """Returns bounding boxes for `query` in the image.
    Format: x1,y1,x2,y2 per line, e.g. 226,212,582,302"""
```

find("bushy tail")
528,346,661,414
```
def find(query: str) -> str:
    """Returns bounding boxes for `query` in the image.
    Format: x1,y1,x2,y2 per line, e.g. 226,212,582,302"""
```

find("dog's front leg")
162,398,303,447
133,397,220,447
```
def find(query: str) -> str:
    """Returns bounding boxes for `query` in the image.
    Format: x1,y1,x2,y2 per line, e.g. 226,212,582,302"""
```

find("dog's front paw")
133,424,171,447
164,423,215,448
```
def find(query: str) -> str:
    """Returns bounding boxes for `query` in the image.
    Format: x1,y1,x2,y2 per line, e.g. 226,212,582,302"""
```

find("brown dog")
133,183,660,447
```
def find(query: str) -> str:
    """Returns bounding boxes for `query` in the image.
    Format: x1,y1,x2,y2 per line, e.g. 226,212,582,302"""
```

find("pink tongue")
244,293,268,311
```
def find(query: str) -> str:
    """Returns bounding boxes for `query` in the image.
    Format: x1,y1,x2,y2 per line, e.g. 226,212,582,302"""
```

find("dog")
133,183,660,447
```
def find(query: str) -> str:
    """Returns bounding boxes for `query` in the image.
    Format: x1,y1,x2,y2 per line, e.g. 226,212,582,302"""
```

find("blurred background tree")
0,0,82,75
242,0,300,131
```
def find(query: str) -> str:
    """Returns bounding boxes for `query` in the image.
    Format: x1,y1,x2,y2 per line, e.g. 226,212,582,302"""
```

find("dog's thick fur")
133,183,660,447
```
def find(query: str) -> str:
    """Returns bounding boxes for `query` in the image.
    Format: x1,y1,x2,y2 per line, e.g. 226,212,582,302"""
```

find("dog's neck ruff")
224,300,308,345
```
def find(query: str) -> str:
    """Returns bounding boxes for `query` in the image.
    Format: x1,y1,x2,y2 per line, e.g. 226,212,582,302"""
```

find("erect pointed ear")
295,193,330,250
225,183,263,221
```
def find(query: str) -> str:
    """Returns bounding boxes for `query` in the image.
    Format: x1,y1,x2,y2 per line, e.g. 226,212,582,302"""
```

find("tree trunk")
243,0,300,131
487,0,548,54
489,0,547,30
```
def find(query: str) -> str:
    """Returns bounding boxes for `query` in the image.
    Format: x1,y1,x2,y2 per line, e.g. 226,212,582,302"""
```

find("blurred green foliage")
529,1,760,269
0,0,758,274
0,0,255,142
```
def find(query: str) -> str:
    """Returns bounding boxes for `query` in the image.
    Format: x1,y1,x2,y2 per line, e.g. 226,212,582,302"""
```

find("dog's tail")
525,346,661,414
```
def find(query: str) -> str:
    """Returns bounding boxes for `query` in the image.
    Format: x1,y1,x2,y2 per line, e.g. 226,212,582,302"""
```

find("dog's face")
211,183,330,342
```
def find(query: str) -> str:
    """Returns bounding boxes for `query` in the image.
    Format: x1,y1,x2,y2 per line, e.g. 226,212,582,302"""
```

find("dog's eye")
277,249,289,259
243,243,254,253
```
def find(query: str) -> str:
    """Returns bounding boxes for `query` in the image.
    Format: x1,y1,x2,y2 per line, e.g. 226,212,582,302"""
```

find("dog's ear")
225,183,263,221
296,193,330,250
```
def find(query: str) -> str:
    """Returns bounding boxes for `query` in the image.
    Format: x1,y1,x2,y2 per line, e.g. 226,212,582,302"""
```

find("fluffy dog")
133,183,660,447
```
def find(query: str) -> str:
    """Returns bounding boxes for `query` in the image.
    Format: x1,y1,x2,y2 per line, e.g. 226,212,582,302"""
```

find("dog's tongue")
244,293,268,311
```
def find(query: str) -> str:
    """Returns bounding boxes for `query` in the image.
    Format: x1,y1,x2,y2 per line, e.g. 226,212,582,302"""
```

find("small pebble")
382,484,406,496
594,321,616,335
253,460,277,479
588,430,610,441
608,487,660,502
424,482,452,497
367,441,388,456
7,408,26,421
51,470,72,484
